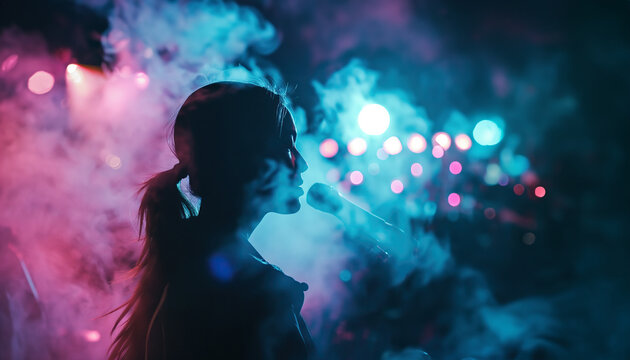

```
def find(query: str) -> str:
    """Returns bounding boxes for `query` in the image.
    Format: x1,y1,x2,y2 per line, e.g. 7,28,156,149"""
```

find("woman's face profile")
253,115,308,215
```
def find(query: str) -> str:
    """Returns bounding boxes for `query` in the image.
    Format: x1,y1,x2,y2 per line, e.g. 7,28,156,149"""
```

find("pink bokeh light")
407,133,427,153
383,136,402,155
447,193,461,207
82,330,101,343
432,132,451,150
454,134,472,151
134,72,150,89
347,138,367,156
1,54,18,72
411,162,423,177
390,179,404,194
349,170,364,185
27,70,55,95
432,146,444,158
319,138,339,158
449,161,462,175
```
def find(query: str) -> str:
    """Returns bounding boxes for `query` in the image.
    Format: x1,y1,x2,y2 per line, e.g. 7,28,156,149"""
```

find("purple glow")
498,175,509,186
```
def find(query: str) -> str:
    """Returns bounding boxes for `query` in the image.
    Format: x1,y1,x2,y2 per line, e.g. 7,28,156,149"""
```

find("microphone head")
306,183,343,214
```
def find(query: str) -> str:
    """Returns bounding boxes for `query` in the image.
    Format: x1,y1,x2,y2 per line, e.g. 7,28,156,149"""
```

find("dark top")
157,217,313,359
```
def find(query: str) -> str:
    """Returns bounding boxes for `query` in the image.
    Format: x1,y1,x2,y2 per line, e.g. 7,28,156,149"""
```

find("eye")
287,147,296,167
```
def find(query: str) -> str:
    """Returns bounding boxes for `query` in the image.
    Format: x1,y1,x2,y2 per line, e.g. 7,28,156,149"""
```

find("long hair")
107,82,289,359
107,164,195,360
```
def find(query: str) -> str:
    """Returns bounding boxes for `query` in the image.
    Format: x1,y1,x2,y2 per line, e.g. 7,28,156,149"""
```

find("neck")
197,200,265,240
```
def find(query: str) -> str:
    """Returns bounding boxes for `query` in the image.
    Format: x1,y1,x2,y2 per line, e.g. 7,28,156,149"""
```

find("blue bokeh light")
339,269,352,282
473,120,504,146
209,254,234,282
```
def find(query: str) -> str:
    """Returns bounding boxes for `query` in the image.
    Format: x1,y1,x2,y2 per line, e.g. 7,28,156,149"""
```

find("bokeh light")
367,163,380,175
383,136,403,155
498,174,510,186
339,270,352,282
522,232,536,245
535,186,546,198
105,154,122,169
66,64,82,83
432,146,444,158
1,54,18,72
432,132,452,150
326,168,341,183
410,162,423,177
473,120,503,146
376,148,388,160
502,153,529,176
484,163,502,185
521,171,539,186
319,138,339,158
27,71,55,95
454,134,472,151
449,161,462,175
448,193,461,207
513,184,525,196
484,208,496,219
390,179,404,194
407,133,427,153
134,72,150,89
347,137,367,156
349,170,364,185
358,103,390,135
82,330,101,343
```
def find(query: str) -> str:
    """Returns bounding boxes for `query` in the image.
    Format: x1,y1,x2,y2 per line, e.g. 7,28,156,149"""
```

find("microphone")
306,183,416,259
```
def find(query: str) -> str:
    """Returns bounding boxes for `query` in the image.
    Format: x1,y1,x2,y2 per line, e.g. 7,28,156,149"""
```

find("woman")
108,82,312,359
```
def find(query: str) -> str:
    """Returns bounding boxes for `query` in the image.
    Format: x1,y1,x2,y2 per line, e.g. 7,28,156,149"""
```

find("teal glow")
500,149,530,176
339,269,352,282
423,202,437,217
473,120,504,146
484,164,503,185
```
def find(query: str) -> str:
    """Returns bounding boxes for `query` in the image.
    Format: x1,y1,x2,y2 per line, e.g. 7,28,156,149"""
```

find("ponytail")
108,163,195,360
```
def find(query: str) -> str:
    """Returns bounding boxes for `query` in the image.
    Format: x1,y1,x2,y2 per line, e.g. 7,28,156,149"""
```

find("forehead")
280,113,297,140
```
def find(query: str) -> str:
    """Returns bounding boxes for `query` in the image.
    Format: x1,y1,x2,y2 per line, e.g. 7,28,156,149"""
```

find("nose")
294,149,308,174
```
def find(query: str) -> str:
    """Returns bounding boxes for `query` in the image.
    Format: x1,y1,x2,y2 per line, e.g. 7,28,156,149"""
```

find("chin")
272,197,302,214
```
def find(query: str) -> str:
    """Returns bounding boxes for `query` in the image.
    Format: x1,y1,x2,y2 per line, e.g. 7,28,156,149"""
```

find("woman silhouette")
108,82,312,359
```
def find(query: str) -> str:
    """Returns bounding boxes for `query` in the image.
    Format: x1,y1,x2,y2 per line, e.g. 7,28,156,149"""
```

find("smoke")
1,0,628,359
0,0,286,358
